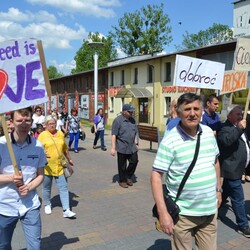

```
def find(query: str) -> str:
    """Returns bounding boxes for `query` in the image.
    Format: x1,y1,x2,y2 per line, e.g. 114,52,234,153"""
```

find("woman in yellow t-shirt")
38,115,76,218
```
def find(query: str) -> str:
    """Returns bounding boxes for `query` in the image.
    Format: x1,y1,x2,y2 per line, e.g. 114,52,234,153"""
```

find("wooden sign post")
0,115,19,174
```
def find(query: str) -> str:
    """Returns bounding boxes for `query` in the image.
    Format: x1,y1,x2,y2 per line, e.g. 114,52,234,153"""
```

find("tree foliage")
177,23,234,50
109,3,172,56
47,66,64,79
72,32,118,74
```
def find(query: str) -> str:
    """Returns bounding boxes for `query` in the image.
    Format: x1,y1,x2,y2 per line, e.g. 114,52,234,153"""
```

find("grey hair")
176,93,202,112
44,115,57,124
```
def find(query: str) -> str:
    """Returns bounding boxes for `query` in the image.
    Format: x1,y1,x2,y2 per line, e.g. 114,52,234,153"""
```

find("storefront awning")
115,88,153,98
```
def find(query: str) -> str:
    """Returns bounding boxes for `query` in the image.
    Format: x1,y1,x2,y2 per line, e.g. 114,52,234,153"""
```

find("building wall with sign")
234,0,250,38
49,41,239,133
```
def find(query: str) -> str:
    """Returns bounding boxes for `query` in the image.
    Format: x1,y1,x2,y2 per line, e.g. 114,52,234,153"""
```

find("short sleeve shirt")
38,130,67,176
111,114,138,154
0,135,47,216
153,123,219,216
67,115,80,133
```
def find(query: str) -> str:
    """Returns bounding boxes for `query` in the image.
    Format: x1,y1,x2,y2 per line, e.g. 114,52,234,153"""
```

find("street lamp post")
88,42,104,114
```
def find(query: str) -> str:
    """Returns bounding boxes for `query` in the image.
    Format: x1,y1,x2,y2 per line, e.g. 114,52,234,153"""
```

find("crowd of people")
0,105,86,249
0,94,250,249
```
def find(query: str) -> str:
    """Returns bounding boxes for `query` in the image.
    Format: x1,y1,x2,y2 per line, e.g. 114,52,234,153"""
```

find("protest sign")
220,70,248,95
0,38,50,175
0,38,50,114
173,55,225,90
233,38,250,71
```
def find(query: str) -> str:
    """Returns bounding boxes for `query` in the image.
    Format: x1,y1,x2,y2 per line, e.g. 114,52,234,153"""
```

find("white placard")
173,55,225,90
0,38,48,114
233,38,250,71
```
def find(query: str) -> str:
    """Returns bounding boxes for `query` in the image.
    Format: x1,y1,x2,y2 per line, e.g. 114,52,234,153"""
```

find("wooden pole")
243,88,250,120
229,93,233,105
0,115,19,175
37,40,52,97
196,88,201,95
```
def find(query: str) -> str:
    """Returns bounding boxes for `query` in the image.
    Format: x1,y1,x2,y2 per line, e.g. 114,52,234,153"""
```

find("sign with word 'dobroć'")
0,38,49,114
173,55,225,90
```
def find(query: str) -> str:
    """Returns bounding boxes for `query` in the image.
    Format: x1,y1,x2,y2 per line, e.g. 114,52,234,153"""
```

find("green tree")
72,32,118,74
177,23,234,50
47,66,64,79
109,3,172,56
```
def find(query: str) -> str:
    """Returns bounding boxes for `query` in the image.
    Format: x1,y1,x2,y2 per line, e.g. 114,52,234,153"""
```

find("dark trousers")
117,151,138,182
222,178,249,228
93,130,105,148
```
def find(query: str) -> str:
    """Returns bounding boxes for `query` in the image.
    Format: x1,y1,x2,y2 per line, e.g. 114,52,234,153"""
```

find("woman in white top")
32,106,45,132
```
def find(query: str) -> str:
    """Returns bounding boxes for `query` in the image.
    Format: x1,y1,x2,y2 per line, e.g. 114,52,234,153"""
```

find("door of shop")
139,98,149,123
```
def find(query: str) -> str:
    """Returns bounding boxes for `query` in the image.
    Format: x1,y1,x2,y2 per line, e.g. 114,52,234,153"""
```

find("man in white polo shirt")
151,93,222,250
0,107,47,250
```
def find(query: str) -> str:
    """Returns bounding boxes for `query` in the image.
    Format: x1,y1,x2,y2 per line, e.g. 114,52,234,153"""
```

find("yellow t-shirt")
38,130,67,176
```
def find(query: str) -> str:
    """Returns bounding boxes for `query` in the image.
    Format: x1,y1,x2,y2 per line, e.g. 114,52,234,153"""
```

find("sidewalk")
12,128,250,250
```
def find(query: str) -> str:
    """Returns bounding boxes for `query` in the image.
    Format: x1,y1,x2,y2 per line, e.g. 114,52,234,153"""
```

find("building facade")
234,0,250,38
49,39,250,131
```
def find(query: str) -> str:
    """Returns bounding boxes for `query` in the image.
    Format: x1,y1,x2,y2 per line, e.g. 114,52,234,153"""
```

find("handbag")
152,131,201,226
49,133,74,178
79,129,86,141
63,163,74,178
91,117,102,134
59,154,74,178
152,185,180,224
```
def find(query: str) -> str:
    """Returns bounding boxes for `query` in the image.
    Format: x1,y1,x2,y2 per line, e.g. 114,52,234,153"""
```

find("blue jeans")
222,178,249,228
0,208,41,250
68,131,80,151
93,130,105,148
43,174,70,210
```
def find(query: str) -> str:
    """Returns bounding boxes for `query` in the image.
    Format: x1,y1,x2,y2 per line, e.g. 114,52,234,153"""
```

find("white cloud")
116,47,127,58
27,0,121,18
0,20,87,49
50,59,76,75
0,8,57,23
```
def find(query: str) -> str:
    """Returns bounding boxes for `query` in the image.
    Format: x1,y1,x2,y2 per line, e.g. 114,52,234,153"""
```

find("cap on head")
227,104,242,115
122,104,135,112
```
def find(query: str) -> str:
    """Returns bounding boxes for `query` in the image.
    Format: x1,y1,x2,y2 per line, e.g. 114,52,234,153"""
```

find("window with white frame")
110,97,114,112
110,72,114,86
134,68,138,84
165,62,171,82
148,64,153,83
121,70,125,85
165,96,171,116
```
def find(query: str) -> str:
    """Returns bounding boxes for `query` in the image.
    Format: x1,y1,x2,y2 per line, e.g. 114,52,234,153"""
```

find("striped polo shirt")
153,123,219,216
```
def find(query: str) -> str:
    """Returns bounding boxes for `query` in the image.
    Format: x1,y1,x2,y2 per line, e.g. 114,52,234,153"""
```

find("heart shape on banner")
0,69,8,99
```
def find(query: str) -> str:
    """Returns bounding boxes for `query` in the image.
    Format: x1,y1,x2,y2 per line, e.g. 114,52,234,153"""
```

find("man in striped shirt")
151,93,222,250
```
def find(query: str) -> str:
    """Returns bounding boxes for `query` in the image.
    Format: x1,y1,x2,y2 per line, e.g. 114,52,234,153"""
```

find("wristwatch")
216,188,223,193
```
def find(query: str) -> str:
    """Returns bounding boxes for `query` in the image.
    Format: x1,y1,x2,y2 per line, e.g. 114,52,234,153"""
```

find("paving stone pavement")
12,128,250,250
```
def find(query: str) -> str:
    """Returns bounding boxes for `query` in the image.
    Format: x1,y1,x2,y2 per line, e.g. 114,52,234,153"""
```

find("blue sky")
1,0,234,75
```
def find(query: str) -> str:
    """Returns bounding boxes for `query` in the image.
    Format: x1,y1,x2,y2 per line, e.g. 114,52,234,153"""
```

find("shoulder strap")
175,131,201,201
47,131,61,158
